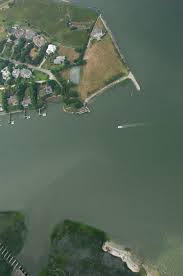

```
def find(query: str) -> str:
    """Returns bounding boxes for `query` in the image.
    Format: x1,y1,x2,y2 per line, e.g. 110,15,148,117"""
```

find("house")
54,56,66,65
46,44,56,55
1,67,10,80
25,29,36,40
11,26,25,39
8,95,18,106
20,68,32,79
33,35,46,48
21,97,32,108
12,68,20,79
91,27,104,41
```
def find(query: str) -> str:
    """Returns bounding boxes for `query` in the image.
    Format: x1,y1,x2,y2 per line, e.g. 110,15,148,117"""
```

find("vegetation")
1,89,8,111
3,0,98,47
40,220,138,276
0,211,27,276
29,82,38,108
77,19,128,100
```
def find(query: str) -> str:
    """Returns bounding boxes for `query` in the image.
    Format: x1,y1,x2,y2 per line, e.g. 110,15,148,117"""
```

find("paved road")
0,56,62,87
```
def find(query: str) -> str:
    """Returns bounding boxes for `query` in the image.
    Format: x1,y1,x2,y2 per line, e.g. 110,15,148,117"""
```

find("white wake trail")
118,123,149,129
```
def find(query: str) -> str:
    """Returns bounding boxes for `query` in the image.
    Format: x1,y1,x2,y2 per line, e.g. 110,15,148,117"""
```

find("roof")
8,95,18,105
12,68,20,78
54,56,65,64
25,29,36,40
91,27,103,37
20,68,32,78
1,66,10,80
21,97,32,107
46,44,57,55
33,35,46,48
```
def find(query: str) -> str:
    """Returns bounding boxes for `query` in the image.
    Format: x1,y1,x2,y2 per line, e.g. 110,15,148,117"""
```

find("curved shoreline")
103,241,161,276
84,14,141,105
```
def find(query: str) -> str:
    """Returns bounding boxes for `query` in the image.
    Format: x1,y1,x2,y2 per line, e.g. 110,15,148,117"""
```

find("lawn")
0,25,7,39
3,0,98,47
77,32,128,100
33,70,48,82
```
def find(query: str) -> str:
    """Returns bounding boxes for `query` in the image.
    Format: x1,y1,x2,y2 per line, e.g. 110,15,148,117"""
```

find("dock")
0,242,29,276
76,106,90,115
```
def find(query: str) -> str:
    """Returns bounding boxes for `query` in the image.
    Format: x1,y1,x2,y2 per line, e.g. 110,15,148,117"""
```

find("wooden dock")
0,242,29,276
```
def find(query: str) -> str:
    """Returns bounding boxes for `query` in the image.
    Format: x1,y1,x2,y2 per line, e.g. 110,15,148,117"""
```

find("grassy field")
32,70,48,82
59,45,79,63
2,0,98,47
77,32,128,100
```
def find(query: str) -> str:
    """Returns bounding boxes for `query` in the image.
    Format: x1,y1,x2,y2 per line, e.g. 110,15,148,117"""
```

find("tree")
30,82,38,108
16,81,27,107
2,91,9,112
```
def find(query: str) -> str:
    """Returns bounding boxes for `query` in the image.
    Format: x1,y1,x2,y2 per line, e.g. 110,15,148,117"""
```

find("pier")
0,242,29,276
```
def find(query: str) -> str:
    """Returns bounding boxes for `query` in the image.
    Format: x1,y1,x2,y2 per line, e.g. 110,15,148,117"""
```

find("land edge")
103,241,161,276
84,14,141,105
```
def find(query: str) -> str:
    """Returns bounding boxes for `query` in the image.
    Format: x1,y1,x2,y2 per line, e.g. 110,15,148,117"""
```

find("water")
0,0,183,275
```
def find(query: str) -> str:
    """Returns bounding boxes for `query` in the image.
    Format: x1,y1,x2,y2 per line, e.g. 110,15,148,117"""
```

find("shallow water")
0,0,183,275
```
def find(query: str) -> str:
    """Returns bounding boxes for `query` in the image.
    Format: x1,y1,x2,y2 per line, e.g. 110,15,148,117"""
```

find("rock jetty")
103,241,161,276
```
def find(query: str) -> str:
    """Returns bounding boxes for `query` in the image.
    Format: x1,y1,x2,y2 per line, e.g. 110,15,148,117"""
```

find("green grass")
2,41,13,57
32,70,48,82
2,0,98,47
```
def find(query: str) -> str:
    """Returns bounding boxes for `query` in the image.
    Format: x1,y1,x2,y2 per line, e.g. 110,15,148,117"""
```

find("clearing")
59,45,79,63
77,18,128,100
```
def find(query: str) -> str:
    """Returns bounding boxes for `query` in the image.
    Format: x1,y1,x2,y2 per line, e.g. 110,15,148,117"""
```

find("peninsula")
40,220,160,276
0,0,140,116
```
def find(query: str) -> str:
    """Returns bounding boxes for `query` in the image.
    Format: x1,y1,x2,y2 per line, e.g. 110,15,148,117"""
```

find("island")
0,0,140,117
39,220,160,276
0,211,27,275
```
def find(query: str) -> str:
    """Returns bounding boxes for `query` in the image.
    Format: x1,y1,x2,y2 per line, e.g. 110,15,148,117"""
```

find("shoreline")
103,241,161,276
84,14,141,105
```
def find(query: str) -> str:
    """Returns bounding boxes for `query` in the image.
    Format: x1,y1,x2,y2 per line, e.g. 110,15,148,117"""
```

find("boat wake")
118,123,149,129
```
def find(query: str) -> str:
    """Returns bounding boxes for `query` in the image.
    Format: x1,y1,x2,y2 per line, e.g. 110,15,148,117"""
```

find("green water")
0,1,183,275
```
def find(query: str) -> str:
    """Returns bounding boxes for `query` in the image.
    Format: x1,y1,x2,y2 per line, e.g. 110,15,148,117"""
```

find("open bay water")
0,0,183,275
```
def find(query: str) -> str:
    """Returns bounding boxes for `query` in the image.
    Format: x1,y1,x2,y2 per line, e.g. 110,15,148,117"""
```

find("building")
33,35,46,48
25,29,36,40
12,68,20,79
11,26,25,39
53,56,66,65
20,68,32,79
21,97,31,108
91,27,104,41
8,95,18,106
1,67,10,80
46,44,56,55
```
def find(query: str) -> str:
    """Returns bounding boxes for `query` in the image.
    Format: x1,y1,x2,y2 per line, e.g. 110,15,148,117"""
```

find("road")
0,56,62,88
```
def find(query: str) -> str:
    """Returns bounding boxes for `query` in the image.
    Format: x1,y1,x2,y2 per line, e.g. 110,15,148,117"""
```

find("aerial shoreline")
84,14,140,104
0,0,140,116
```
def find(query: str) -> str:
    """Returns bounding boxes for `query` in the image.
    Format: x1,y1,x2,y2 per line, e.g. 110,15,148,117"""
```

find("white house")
91,27,104,41
53,56,65,65
1,67,10,80
12,68,20,79
46,44,57,55
20,68,32,79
